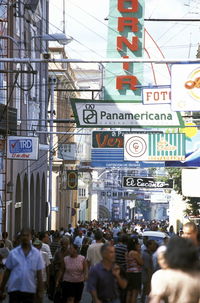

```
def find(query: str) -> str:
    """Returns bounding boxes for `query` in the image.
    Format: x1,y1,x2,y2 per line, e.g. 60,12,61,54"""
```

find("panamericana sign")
124,133,186,161
71,99,184,128
123,177,173,189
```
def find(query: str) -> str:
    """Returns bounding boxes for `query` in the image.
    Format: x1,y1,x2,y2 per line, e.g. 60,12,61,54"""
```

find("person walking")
126,237,143,303
86,230,104,269
149,236,200,303
0,227,44,303
56,243,87,303
87,243,127,303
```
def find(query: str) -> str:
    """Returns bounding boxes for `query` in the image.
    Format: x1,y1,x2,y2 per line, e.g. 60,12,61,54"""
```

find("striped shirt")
115,243,127,271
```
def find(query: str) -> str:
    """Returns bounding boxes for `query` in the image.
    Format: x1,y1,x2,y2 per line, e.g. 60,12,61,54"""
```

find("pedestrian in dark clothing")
87,243,127,303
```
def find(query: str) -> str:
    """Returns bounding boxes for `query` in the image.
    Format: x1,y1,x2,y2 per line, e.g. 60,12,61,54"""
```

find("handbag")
53,285,63,303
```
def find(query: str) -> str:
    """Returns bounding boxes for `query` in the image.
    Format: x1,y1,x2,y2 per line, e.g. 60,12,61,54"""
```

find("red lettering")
96,134,109,148
118,0,138,13
107,138,117,147
116,75,137,90
117,36,138,52
146,92,152,101
122,56,130,71
154,92,159,101
115,138,123,148
118,17,138,32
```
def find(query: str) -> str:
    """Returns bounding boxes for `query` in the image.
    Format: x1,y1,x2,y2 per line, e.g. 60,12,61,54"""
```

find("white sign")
71,100,184,128
124,134,149,161
151,194,168,203
124,133,185,161
7,136,39,160
58,143,77,160
143,88,171,105
182,168,200,197
171,64,200,111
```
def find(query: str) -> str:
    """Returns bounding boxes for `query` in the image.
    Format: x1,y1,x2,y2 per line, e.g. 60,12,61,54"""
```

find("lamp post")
39,33,73,231
31,33,73,45
48,76,56,230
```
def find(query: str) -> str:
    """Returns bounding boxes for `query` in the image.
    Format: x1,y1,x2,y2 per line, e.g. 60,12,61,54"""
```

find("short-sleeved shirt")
63,255,85,283
115,244,127,270
87,262,120,301
150,268,200,303
86,243,103,267
6,245,44,293
41,251,50,282
41,243,52,260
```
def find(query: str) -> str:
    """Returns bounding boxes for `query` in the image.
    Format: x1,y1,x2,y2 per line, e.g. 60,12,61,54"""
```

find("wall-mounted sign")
104,0,144,101
143,88,171,105
71,99,184,128
123,177,173,189
124,133,185,161
92,131,131,148
66,170,78,190
171,64,200,111
7,136,39,160
58,143,77,160
91,131,164,168
150,194,168,203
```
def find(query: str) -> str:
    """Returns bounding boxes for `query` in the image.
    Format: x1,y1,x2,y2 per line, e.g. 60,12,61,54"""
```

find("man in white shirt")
0,228,44,303
39,231,53,261
86,230,104,268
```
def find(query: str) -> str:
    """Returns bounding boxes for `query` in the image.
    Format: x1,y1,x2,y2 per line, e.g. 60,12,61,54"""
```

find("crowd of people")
0,220,198,303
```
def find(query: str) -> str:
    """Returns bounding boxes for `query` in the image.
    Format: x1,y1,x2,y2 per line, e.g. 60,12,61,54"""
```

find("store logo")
125,135,147,158
83,104,97,124
184,67,200,101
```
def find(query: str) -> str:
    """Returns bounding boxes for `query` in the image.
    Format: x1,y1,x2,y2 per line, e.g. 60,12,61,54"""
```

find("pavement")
1,285,142,302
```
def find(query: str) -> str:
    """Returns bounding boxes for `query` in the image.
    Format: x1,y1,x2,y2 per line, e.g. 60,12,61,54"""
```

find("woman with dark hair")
149,236,200,303
125,237,143,303
56,243,87,303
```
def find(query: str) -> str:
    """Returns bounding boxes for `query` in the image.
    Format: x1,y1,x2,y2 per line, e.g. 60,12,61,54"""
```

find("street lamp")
32,33,73,45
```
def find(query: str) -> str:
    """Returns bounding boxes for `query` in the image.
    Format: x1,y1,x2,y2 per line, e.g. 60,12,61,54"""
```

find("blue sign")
7,136,39,160
9,139,33,153
91,148,164,168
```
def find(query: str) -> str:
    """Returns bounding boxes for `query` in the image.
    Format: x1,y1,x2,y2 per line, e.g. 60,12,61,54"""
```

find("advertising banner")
104,0,145,101
171,64,200,111
166,130,200,167
71,99,184,128
91,130,165,168
124,133,185,161
123,176,173,189
143,87,171,105
7,136,39,160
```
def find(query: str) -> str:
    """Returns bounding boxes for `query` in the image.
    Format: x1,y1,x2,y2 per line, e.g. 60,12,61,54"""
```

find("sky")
49,0,200,60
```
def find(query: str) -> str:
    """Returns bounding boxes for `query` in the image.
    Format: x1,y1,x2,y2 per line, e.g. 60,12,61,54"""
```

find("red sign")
116,0,139,90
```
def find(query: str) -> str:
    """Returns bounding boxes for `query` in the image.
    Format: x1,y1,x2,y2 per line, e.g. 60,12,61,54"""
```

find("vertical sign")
104,0,144,101
66,170,78,190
